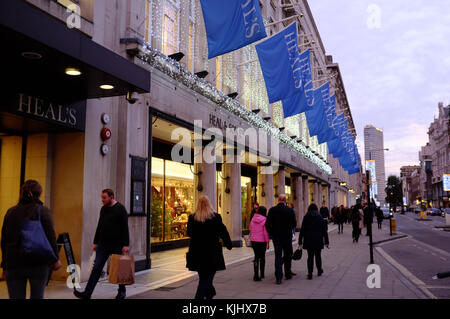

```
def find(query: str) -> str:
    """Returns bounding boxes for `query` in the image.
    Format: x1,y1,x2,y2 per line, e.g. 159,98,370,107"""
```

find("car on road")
430,208,442,216
381,207,391,219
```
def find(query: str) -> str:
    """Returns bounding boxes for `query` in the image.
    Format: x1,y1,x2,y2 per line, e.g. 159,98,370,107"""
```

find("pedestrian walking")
1,180,62,299
250,202,259,221
363,203,374,236
319,202,330,221
298,204,329,280
74,188,130,300
351,204,363,243
337,205,345,234
375,206,383,229
331,206,337,224
186,195,232,299
249,206,269,281
265,194,297,285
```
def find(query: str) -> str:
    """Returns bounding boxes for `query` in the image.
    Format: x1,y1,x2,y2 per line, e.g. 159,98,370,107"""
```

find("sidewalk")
0,222,423,299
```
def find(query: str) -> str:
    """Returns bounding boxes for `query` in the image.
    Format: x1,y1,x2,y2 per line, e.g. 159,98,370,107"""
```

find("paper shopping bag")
108,254,135,285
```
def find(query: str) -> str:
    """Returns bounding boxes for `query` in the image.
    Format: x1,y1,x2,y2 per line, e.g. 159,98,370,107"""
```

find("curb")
371,234,408,246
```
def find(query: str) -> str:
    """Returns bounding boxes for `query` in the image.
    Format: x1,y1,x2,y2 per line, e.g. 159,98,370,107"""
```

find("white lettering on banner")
284,31,303,88
241,0,261,38
300,54,314,106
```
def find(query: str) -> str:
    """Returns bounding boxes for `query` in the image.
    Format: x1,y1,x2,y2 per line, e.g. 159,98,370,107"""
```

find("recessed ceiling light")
100,84,114,90
21,51,42,60
65,67,82,76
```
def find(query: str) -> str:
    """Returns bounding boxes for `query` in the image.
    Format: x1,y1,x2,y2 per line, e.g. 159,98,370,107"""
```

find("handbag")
20,205,57,263
243,234,252,247
292,248,303,261
108,254,135,285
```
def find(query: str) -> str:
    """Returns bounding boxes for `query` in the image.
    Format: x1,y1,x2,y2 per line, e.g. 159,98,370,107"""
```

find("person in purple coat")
249,206,269,281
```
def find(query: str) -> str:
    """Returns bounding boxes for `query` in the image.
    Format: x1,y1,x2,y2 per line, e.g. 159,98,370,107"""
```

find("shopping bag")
243,234,252,247
108,254,135,285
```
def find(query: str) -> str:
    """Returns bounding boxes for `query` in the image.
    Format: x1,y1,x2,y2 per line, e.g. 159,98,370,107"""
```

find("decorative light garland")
136,44,332,175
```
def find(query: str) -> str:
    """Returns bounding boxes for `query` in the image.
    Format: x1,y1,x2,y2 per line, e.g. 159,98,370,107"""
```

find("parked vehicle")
431,208,442,216
381,208,390,219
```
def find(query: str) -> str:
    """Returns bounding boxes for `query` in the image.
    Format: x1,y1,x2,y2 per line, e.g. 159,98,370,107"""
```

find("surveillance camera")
126,91,140,104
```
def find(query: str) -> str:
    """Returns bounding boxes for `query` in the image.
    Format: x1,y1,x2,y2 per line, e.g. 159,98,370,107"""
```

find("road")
377,212,450,299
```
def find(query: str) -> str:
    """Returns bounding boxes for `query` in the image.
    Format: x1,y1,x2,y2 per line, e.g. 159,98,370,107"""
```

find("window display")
151,157,194,244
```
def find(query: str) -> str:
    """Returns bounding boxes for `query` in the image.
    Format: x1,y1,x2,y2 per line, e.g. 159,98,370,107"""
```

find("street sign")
443,174,450,191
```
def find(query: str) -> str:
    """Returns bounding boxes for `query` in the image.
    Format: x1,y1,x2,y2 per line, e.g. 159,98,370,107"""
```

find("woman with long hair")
249,206,269,281
186,195,232,299
298,204,329,280
1,180,62,299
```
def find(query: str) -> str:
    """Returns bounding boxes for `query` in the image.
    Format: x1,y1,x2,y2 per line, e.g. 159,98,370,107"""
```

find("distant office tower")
364,125,386,207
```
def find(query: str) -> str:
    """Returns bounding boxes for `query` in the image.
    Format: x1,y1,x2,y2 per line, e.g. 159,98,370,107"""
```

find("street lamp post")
366,169,374,264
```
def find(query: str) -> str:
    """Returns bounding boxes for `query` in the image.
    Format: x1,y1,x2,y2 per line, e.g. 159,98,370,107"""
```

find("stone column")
273,166,285,201
302,175,309,219
292,173,303,229
257,163,274,210
317,181,323,206
194,139,217,209
222,155,242,247
313,181,319,205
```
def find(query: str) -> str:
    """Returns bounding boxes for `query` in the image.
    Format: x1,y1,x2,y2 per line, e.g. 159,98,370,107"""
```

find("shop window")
151,157,194,244
145,0,153,43
162,0,179,56
241,176,252,230
216,171,223,215
285,185,292,204
130,156,147,215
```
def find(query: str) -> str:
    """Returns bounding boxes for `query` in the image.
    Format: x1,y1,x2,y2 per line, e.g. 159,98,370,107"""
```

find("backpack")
20,205,58,263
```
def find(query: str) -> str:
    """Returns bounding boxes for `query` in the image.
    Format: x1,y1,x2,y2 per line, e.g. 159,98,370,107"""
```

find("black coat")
1,200,58,270
298,210,329,250
375,208,384,222
265,203,297,239
363,207,374,224
186,213,232,272
320,207,330,219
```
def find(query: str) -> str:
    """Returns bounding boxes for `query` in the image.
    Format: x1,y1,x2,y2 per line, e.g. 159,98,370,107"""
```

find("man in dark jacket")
74,189,129,300
363,203,374,236
265,194,297,284
319,202,330,230
298,204,329,280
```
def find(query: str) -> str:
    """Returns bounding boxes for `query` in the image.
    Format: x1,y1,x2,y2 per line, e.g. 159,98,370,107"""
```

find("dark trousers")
251,242,267,262
307,249,322,275
338,222,344,233
195,270,216,300
377,220,383,229
5,265,49,299
84,246,125,297
251,241,267,278
352,223,361,242
273,236,293,281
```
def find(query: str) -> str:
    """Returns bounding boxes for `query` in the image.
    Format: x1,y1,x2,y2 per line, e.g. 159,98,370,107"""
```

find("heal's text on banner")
200,0,267,59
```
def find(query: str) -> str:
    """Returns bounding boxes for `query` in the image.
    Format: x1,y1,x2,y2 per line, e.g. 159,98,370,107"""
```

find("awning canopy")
0,0,150,105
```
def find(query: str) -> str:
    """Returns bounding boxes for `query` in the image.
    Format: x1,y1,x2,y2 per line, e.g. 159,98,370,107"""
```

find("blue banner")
256,22,303,103
326,113,347,157
305,82,329,136
281,49,315,117
317,95,337,144
200,0,267,59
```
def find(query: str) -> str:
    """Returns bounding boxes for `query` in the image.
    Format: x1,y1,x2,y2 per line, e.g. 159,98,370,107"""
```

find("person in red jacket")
249,206,269,281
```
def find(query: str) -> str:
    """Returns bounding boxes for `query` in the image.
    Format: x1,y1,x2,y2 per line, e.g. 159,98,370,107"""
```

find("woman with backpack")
1,180,62,299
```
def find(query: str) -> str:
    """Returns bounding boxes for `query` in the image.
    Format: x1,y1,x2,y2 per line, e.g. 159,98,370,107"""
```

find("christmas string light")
136,44,332,175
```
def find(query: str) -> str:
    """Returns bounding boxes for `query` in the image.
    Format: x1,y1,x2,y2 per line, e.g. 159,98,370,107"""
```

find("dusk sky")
307,0,450,177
